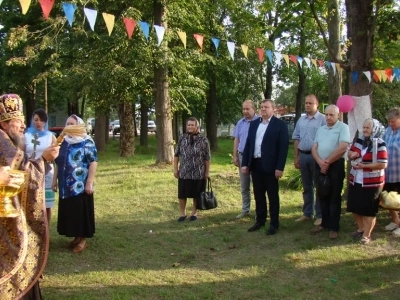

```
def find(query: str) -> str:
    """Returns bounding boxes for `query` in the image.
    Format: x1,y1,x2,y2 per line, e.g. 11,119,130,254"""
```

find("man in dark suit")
241,99,289,235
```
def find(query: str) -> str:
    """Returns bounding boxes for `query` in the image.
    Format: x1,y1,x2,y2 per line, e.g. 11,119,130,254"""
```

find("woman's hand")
85,181,94,195
52,181,58,192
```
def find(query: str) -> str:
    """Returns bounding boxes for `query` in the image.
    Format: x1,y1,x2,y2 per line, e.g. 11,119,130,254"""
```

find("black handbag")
196,178,218,210
317,172,331,198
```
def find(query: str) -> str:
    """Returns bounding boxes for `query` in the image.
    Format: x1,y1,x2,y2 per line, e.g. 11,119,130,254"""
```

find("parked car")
148,120,156,133
49,126,64,138
86,118,95,135
279,113,305,138
112,120,120,135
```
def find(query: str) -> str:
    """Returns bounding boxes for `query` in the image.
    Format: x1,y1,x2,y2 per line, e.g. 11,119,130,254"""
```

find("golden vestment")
0,129,48,300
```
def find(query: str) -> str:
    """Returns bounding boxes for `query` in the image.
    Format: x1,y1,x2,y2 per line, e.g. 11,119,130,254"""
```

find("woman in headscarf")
25,109,57,222
52,114,98,253
347,118,387,244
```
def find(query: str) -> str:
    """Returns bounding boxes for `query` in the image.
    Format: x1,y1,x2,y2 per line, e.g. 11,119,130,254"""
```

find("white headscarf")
64,114,88,144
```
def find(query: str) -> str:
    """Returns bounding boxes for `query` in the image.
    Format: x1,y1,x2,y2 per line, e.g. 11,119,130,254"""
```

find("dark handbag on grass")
317,172,331,198
196,178,218,210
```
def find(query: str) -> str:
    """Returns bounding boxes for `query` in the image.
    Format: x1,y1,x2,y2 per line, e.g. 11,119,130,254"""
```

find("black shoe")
248,223,265,232
266,227,278,235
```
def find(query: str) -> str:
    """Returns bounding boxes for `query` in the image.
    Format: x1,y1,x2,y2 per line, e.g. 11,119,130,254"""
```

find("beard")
8,129,25,150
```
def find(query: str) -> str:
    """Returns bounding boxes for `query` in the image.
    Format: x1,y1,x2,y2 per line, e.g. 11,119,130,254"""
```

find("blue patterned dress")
55,138,98,238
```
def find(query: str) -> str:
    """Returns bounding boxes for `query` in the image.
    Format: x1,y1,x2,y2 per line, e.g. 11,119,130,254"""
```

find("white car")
112,120,120,135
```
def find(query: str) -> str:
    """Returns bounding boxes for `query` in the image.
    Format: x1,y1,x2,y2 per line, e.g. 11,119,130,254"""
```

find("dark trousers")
251,161,280,228
316,158,345,232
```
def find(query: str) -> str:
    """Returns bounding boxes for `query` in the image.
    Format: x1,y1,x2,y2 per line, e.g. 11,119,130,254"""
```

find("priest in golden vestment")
0,94,59,300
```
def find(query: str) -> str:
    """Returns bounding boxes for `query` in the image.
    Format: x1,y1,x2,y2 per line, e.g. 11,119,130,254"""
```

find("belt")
253,157,262,161
299,150,312,154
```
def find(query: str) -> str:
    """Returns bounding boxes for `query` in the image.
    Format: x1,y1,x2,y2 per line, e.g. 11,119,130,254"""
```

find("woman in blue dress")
52,114,98,253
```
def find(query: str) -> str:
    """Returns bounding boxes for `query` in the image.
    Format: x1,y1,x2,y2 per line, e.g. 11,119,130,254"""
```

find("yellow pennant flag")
177,31,187,48
102,13,115,36
335,63,341,74
19,0,31,14
241,44,249,58
311,58,317,69
380,70,388,82
282,54,290,68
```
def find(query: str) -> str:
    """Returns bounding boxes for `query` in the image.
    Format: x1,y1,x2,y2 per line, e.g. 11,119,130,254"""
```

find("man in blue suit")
241,99,289,235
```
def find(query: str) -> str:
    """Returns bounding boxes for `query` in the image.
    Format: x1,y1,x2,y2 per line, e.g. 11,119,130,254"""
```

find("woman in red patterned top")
347,118,387,244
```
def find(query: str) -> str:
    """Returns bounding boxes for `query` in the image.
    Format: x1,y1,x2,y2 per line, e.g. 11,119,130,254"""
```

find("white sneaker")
392,228,400,237
236,211,249,219
385,222,398,231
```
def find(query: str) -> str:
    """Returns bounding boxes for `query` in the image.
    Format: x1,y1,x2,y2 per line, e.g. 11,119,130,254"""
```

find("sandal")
73,242,87,253
349,230,363,238
68,238,81,249
189,215,198,221
360,236,370,244
385,222,398,231
177,215,187,222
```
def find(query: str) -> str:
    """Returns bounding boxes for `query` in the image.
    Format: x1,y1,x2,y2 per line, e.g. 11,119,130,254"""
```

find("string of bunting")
10,0,400,84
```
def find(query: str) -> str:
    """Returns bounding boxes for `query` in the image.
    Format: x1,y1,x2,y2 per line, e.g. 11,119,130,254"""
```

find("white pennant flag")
330,62,336,76
227,41,235,60
363,71,372,83
154,25,165,46
274,52,282,66
304,57,311,69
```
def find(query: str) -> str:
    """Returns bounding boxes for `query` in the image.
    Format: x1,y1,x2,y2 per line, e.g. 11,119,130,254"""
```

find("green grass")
42,136,400,299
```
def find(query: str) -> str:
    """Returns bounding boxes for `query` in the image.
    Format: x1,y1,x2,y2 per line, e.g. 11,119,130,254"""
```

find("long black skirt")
178,178,206,199
57,193,95,238
347,183,382,217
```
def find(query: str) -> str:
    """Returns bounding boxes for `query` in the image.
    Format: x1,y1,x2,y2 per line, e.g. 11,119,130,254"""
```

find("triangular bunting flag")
373,70,380,82
363,71,372,83
211,38,220,56
274,52,282,66
154,25,165,46
63,3,77,27
335,63,341,74
39,0,54,19
330,62,336,76
123,18,136,39
193,34,204,51
289,55,298,67
266,50,273,65
19,0,31,14
351,72,359,84
380,70,388,82
256,48,264,63
304,57,311,69
0,0,3,5
139,21,150,41
311,58,317,69
227,41,235,60
84,7,98,31
297,56,303,68
241,45,248,58
102,13,115,36
385,69,393,82
394,68,400,81
282,54,290,67
177,31,187,48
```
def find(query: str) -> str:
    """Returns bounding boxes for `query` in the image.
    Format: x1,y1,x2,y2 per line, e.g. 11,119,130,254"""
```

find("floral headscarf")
361,118,384,150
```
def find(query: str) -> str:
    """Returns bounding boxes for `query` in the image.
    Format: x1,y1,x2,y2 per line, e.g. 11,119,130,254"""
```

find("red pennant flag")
289,55,298,67
39,0,54,19
123,18,136,39
385,69,393,81
193,34,204,51
256,48,264,63
317,60,324,67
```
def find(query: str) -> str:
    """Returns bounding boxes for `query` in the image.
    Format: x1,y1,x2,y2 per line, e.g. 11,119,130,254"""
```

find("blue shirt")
55,138,98,199
292,111,326,151
314,121,350,159
233,114,259,152
383,127,400,183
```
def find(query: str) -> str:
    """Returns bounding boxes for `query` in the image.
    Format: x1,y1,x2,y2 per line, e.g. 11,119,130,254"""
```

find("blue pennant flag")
265,50,273,65
394,68,400,81
139,21,150,41
351,72,359,84
211,38,220,56
63,3,77,27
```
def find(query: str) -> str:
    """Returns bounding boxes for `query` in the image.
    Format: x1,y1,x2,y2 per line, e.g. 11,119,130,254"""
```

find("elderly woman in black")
173,117,210,222
347,118,387,244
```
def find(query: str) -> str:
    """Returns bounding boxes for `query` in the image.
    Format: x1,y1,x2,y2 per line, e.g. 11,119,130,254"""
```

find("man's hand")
42,145,60,162
233,155,239,167
241,166,249,175
275,170,283,179
318,159,330,174
294,157,300,169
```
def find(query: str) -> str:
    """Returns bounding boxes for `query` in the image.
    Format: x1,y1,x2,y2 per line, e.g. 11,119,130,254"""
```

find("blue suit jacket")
241,116,289,173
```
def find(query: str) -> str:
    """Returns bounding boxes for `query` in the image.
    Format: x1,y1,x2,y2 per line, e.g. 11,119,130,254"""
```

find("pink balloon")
336,95,355,113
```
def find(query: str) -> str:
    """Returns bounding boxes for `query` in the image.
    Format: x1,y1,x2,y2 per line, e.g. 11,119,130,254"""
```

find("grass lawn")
42,136,400,299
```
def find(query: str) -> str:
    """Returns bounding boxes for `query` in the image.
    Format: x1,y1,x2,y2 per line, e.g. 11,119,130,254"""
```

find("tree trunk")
295,20,306,124
94,113,106,152
118,101,135,157
264,64,273,99
206,65,218,151
140,99,148,147
327,0,342,104
154,0,174,163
